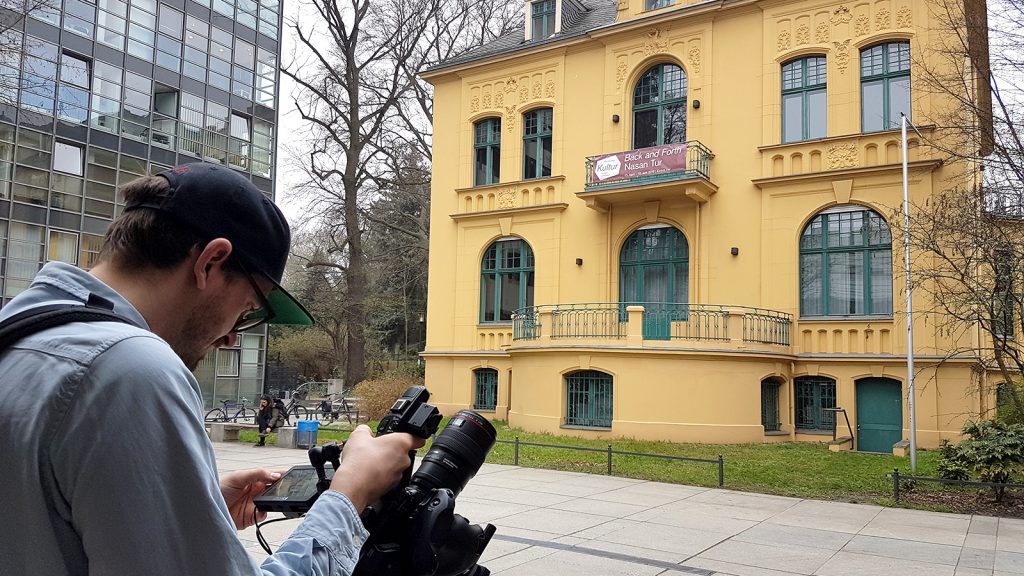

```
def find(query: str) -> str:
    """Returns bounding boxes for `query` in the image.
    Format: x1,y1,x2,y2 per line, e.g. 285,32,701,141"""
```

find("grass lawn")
240,419,937,506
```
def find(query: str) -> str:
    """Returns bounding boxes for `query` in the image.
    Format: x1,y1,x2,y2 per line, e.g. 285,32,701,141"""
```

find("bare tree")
898,0,1024,421
0,0,61,107
284,0,520,387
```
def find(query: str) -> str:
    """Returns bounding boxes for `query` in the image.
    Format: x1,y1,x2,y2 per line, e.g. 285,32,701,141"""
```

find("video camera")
254,386,498,576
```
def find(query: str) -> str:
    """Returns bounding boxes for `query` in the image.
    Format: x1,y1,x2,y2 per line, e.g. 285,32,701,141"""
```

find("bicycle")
204,398,256,423
282,396,309,424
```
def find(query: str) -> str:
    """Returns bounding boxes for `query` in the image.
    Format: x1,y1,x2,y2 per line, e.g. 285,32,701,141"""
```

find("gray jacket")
0,262,368,575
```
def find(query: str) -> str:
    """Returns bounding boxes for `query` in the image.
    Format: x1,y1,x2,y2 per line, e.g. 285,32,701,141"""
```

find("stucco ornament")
831,5,852,25
688,45,701,74
796,24,810,45
827,143,859,169
816,23,830,43
504,78,517,93
616,60,628,89
545,80,555,98
876,7,891,31
518,82,529,103
896,6,912,28
497,187,517,209
855,14,870,36
643,28,668,56
504,105,517,132
778,30,792,51
833,40,851,74
470,95,480,113
482,90,492,109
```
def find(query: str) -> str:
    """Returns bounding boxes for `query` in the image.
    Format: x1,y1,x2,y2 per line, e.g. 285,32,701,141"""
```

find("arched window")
566,370,612,428
861,41,911,132
480,238,534,323
800,206,892,317
473,368,498,410
795,376,836,432
632,63,687,149
523,108,552,180
782,56,827,142
474,117,501,186
620,225,688,339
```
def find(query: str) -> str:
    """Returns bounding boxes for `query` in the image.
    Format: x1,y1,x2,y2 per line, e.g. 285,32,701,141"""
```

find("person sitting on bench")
254,395,287,446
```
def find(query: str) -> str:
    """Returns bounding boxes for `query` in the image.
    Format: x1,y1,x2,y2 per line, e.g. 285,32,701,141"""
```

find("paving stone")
453,497,538,523
478,544,560,573
460,484,577,507
732,523,854,551
765,499,881,534
959,547,997,571
842,534,961,566
998,519,1024,553
491,549,667,576
694,538,834,574
548,496,651,518
814,551,955,576
589,521,733,557
860,507,971,547
626,505,759,535
492,507,615,535
995,550,1024,574
684,557,813,576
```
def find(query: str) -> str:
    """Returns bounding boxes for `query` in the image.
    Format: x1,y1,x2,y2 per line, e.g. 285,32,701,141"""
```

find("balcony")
577,141,717,211
512,302,792,352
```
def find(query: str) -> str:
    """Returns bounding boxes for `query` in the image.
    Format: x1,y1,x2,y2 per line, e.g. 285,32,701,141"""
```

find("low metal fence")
498,436,724,486
887,468,1024,500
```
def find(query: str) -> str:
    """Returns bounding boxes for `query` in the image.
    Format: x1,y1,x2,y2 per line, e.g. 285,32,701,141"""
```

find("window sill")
473,408,497,413
455,175,565,195
764,430,789,436
561,424,612,431
477,322,513,328
795,429,834,436
799,316,894,322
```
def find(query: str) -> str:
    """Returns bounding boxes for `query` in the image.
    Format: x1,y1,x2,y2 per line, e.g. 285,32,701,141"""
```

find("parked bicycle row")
203,395,360,425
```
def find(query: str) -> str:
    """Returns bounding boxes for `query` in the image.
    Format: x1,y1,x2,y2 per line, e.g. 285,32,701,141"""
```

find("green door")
856,378,902,453
619,226,688,341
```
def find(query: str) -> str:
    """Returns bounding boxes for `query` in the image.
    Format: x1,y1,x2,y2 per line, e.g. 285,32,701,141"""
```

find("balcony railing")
513,303,792,346
584,141,714,191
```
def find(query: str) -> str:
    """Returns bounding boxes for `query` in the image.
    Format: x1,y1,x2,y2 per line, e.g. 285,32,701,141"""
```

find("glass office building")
0,0,281,408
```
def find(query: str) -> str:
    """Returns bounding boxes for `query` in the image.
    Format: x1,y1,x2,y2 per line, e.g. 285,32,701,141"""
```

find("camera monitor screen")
254,465,334,517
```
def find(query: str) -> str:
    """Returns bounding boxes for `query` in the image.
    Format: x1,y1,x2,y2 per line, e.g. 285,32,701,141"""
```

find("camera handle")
308,443,343,493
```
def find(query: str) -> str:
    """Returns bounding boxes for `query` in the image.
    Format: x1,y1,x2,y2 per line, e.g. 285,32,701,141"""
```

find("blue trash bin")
296,420,319,448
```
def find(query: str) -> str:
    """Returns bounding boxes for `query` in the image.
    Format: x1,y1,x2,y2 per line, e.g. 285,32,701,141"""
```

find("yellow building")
420,0,992,452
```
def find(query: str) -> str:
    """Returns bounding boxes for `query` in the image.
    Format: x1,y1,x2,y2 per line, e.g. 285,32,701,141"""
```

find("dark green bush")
956,420,1024,501
936,439,971,482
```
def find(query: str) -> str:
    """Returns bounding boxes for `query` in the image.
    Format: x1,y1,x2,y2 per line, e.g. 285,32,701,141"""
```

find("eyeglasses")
232,261,276,332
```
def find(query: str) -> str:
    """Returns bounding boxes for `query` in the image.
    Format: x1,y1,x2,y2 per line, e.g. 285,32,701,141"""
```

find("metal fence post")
718,455,724,487
607,445,613,475
514,436,519,466
893,468,900,500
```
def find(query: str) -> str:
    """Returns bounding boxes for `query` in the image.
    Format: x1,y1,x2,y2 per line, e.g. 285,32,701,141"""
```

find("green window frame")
565,370,613,428
632,63,687,149
800,207,893,317
619,226,689,307
781,56,827,143
523,108,552,180
762,380,782,432
480,238,534,323
860,41,911,132
531,0,555,41
473,368,498,411
473,117,501,186
795,376,836,432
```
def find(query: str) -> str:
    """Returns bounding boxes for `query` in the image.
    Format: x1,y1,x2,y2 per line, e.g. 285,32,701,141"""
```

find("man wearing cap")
0,163,421,575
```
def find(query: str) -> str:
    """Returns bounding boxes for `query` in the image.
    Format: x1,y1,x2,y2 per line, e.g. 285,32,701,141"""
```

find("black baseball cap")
123,162,314,327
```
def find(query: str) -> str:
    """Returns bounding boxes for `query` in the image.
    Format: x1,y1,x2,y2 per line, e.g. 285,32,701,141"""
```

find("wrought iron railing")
584,140,714,190
513,303,792,346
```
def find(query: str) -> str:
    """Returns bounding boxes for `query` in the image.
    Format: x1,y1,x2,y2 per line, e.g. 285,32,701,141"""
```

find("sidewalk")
216,443,1024,576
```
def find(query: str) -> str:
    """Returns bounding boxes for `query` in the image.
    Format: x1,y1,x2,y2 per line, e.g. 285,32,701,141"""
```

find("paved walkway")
216,443,1024,576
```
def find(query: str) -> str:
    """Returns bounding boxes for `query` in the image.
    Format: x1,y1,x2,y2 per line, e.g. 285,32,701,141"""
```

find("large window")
566,371,613,428
620,225,689,306
795,376,836,432
645,0,673,8
531,0,555,41
523,108,552,180
632,63,687,149
474,118,501,186
800,206,893,317
782,56,826,143
861,41,911,132
474,369,498,411
480,238,534,323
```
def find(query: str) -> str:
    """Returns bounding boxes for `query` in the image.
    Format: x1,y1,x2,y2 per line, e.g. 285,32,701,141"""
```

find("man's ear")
193,238,234,290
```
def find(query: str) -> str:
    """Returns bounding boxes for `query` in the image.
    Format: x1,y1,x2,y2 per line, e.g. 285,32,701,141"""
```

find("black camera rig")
254,386,498,576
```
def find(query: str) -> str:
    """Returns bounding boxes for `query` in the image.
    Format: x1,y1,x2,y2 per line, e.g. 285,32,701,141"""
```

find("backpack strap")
0,293,136,354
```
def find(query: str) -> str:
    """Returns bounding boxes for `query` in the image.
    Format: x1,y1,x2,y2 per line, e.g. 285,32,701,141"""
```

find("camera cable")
254,507,303,554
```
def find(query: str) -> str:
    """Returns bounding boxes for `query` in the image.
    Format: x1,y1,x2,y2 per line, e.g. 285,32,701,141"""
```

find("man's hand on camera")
220,468,283,530
330,424,425,512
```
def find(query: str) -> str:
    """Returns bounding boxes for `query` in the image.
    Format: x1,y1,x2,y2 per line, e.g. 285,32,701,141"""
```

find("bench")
207,422,259,442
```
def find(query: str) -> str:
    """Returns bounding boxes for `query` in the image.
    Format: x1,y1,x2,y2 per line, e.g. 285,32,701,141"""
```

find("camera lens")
412,410,496,497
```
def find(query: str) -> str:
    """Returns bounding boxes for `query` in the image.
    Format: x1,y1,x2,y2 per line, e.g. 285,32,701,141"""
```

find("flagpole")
901,112,917,474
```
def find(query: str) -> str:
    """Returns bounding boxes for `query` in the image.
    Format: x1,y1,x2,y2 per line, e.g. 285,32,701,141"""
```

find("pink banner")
590,143,688,184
